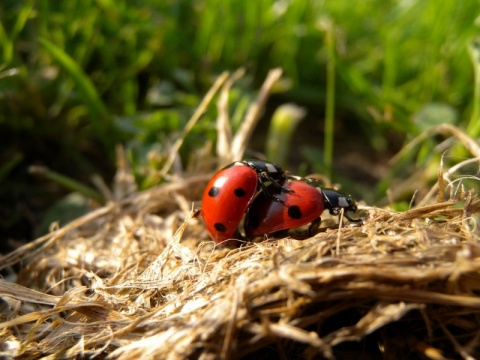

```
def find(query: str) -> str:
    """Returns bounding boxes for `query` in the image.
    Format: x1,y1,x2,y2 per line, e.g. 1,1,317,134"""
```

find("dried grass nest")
1,166,479,360
2,70,480,359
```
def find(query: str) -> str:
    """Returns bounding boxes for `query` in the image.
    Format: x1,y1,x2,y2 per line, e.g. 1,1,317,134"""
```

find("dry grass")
1,71,480,359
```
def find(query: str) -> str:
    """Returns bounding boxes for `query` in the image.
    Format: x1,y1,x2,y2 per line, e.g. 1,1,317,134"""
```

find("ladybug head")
322,189,359,221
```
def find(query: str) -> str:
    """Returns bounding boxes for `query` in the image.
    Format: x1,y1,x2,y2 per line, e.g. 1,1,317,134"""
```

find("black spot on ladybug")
208,186,220,197
288,205,302,219
214,223,227,233
234,187,246,197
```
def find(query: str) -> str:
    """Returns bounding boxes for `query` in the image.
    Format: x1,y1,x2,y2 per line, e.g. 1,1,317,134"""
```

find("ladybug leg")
257,180,286,204
258,171,294,194
256,172,294,203
308,217,321,236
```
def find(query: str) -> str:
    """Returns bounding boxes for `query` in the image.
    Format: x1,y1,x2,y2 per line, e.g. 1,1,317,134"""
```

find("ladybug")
201,160,288,245
245,177,358,238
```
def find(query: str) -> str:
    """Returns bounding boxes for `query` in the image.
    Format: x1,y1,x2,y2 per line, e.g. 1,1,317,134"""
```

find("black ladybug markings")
214,222,227,233
244,180,326,237
233,187,247,197
285,184,322,220
208,186,220,197
201,160,360,245
208,184,248,199
247,203,305,230
287,205,302,219
208,185,248,233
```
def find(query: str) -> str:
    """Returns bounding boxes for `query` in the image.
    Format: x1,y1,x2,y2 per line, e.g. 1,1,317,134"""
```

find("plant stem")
324,21,336,180
467,37,480,137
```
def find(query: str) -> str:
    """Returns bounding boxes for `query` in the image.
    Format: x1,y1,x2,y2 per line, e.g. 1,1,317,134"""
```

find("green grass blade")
467,37,480,137
38,37,113,149
29,165,104,204
323,20,336,180
39,37,107,117
0,21,13,64
0,1,34,64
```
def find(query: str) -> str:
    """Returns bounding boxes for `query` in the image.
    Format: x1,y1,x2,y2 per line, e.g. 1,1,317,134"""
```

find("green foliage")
467,37,480,137
2,1,479,152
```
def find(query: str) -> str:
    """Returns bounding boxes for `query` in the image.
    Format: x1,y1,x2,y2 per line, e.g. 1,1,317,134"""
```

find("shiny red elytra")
245,177,359,238
201,160,286,245
245,180,325,238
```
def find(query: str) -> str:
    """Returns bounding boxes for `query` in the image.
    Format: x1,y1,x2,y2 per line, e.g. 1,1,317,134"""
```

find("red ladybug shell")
201,163,259,244
245,180,325,237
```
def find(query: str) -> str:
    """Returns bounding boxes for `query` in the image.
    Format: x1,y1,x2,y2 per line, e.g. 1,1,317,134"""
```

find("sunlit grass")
1,0,479,196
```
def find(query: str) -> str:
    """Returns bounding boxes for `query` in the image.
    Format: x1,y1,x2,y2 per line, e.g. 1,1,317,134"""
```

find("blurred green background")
1,0,479,248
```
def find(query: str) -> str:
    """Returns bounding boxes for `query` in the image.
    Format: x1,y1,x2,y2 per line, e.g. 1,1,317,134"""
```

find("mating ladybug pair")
201,160,359,245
